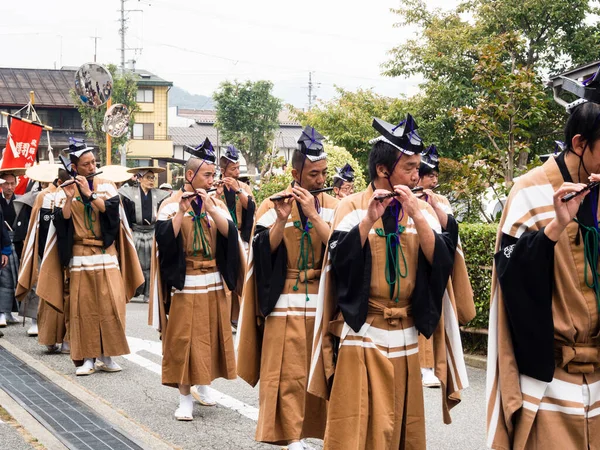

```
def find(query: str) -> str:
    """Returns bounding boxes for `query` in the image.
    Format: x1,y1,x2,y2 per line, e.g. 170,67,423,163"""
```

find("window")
133,123,144,139
133,123,154,140
136,88,154,103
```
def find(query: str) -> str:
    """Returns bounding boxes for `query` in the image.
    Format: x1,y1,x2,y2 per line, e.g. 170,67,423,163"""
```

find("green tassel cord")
293,220,315,301
574,219,600,313
221,193,239,227
189,211,212,259
375,225,408,303
78,196,105,254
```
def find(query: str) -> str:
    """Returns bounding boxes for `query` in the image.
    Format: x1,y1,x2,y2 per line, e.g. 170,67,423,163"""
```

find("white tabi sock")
175,394,193,420
194,385,216,405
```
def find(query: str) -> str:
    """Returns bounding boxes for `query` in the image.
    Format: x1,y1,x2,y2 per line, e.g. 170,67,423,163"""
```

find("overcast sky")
0,0,456,108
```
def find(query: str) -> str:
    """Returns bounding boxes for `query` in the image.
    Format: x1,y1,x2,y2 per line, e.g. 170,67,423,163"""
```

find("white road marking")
125,336,259,422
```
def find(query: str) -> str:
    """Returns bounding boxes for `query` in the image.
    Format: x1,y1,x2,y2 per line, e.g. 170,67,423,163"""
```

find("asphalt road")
0,300,488,449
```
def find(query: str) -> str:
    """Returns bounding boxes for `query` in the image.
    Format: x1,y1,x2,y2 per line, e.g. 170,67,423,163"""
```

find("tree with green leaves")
213,80,282,174
293,87,406,168
452,33,552,185
382,0,600,219
70,64,139,165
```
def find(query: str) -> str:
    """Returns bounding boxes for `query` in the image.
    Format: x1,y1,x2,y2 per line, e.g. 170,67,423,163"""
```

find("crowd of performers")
1,97,599,449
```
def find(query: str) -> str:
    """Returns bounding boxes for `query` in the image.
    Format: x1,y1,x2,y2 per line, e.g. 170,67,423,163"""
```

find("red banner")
1,117,43,194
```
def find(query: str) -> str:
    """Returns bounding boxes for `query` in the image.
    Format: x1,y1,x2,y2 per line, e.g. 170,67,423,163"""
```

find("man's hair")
419,164,439,178
219,156,230,170
368,141,400,181
565,101,600,153
291,150,305,172
333,177,344,188
58,169,70,183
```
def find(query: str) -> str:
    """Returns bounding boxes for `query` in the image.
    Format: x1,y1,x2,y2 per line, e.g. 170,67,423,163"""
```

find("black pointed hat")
64,137,94,162
184,138,216,164
297,126,327,161
333,163,355,183
370,114,424,155
421,145,440,169
222,145,241,163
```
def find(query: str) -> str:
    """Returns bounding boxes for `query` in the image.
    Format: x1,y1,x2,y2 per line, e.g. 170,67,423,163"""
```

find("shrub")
460,222,498,330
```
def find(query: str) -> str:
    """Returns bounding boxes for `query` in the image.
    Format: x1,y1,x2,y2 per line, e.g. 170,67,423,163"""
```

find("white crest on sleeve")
503,244,516,259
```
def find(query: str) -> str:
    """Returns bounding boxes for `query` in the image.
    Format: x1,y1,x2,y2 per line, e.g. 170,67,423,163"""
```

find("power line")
141,0,398,47
138,37,401,84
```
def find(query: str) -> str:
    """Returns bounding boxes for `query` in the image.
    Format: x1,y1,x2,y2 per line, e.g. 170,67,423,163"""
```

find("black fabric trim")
412,230,454,338
253,224,287,317
240,197,255,243
216,219,240,291
495,229,556,382
100,196,121,249
155,220,186,291
330,226,372,332
52,209,74,268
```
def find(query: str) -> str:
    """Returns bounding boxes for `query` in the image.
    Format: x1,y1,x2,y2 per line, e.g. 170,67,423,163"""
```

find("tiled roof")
170,123,219,147
0,68,76,108
134,69,173,87
0,67,172,108
176,108,301,126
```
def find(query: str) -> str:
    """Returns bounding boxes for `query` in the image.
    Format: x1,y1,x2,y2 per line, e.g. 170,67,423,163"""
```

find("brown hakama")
309,185,469,449
149,191,245,387
237,186,337,445
36,179,143,361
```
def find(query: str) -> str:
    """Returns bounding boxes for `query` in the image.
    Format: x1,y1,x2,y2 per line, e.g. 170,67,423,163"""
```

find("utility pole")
308,71,313,111
119,0,144,73
307,72,320,111
120,0,126,72
91,33,101,62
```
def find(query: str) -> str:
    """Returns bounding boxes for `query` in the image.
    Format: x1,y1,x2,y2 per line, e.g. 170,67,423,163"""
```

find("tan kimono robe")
149,190,245,387
487,156,600,450
236,186,338,445
308,185,469,450
16,185,67,346
419,193,475,368
36,178,144,361
214,179,255,324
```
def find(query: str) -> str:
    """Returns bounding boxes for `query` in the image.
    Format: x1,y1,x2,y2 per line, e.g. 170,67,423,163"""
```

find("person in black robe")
0,170,26,327
0,198,8,337
119,167,169,302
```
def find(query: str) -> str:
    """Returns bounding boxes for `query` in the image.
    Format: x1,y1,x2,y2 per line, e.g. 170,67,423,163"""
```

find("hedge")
459,222,498,330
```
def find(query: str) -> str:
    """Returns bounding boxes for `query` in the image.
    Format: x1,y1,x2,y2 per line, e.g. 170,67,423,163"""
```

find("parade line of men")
2,97,598,449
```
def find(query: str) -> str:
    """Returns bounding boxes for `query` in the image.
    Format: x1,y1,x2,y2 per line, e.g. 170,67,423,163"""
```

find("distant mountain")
169,85,215,110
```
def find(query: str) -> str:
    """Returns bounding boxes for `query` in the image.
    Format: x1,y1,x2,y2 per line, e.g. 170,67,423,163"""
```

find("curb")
0,339,175,450
464,354,487,370
0,388,68,450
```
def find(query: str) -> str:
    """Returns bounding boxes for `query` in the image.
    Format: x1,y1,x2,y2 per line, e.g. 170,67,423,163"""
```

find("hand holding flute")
60,171,103,188
374,186,425,202
269,187,333,202
544,181,590,242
